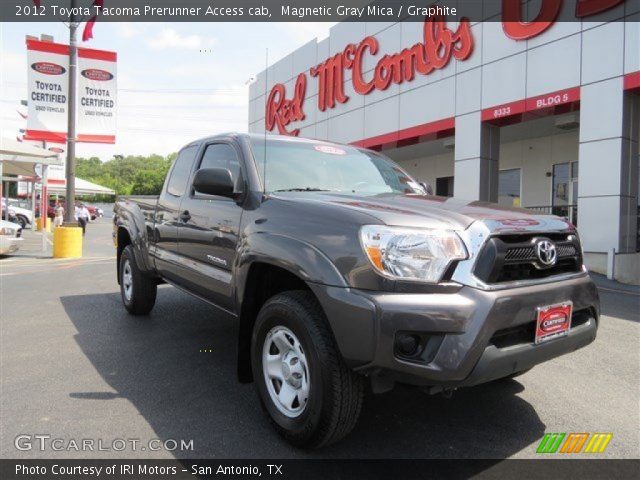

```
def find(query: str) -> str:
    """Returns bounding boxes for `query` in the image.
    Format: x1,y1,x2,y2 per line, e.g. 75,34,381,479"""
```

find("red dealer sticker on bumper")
535,302,573,344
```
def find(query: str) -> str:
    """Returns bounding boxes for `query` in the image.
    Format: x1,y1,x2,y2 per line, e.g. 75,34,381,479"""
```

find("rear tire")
251,290,364,448
119,245,157,315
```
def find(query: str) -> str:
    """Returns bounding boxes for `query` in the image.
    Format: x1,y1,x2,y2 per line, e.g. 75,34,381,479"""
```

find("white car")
1,199,33,229
0,219,23,255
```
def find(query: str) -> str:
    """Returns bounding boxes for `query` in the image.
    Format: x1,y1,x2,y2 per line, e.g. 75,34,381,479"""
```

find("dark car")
113,133,599,448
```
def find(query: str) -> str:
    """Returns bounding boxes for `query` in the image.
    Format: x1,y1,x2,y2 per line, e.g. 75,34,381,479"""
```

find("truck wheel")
119,245,157,315
251,291,364,448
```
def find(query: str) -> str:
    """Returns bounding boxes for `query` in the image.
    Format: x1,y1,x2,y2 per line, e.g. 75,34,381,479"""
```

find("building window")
498,168,521,207
436,176,454,197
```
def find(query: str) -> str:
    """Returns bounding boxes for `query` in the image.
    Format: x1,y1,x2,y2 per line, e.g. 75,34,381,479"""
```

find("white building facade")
249,3,640,283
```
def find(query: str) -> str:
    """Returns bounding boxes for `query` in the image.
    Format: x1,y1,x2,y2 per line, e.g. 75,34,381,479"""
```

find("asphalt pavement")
1,219,638,460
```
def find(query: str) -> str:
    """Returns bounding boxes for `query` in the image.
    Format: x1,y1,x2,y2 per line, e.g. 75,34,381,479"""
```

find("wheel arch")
116,227,132,284
236,261,331,383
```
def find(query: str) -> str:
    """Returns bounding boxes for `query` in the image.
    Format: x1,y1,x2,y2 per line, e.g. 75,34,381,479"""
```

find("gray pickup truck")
113,133,599,448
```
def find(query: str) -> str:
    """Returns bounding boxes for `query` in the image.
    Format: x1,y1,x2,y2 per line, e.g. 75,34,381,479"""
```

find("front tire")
119,245,157,315
251,291,364,448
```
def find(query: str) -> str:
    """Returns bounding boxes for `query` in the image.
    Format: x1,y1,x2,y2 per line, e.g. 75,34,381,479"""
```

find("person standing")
53,202,64,228
75,202,90,236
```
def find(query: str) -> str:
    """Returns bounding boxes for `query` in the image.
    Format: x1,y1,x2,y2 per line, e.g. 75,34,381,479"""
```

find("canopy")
47,177,116,196
0,137,63,176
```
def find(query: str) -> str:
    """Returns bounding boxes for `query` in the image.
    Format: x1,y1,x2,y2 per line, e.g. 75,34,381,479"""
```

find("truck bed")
116,195,159,210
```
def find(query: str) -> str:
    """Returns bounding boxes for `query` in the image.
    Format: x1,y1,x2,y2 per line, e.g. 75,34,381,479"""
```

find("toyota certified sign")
25,39,117,144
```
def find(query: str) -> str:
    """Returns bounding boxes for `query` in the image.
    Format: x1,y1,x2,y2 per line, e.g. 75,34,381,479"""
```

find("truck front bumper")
310,274,599,388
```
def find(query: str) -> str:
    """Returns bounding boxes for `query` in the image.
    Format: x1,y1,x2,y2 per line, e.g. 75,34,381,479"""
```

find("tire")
119,245,157,315
251,290,364,448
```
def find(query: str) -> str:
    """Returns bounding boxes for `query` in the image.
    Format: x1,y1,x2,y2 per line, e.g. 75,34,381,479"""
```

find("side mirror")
193,167,235,197
418,181,433,196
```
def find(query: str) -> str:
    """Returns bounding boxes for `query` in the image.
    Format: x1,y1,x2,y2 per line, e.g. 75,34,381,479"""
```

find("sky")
0,21,333,160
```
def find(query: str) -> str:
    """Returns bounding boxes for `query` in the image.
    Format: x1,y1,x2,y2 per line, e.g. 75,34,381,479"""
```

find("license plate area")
535,301,573,344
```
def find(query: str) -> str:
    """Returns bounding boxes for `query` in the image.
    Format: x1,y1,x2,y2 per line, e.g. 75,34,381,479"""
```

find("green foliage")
75,153,174,196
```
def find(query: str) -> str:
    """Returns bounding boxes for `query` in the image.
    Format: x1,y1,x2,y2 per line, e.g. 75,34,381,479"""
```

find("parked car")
1,199,32,229
0,219,23,255
113,133,599,448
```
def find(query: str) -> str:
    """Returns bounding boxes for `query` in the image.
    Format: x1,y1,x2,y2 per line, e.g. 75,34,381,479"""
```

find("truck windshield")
250,137,424,195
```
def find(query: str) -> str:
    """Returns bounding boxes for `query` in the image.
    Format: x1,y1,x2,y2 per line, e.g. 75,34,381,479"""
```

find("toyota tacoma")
113,133,599,447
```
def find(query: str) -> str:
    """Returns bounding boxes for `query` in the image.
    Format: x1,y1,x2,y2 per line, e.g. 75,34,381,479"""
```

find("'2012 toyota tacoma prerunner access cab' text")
113,133,599,448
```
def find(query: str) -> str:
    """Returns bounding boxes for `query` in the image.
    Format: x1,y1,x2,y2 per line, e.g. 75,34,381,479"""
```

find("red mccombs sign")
265,0,624,136
266,17,472,136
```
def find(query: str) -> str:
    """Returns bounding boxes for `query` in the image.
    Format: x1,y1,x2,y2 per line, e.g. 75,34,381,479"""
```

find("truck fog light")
396,334,420,356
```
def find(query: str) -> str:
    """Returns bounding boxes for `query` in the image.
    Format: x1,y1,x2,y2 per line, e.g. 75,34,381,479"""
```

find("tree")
74,153,174,196
131,170,167,195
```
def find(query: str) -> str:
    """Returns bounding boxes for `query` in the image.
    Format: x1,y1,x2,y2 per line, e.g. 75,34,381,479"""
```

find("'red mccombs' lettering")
265,17,474,136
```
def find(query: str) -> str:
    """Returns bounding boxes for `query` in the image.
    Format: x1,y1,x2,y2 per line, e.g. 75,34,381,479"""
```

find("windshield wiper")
273,188,334,192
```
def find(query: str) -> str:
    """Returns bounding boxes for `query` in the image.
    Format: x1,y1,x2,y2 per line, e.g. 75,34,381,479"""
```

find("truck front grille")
474,232,582,284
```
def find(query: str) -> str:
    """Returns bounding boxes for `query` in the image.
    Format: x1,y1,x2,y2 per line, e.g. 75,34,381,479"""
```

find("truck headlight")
360,225,467,283
0,227,16,236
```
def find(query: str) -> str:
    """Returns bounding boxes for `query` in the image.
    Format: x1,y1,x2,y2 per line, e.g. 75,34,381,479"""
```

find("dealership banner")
25,39,117,144
77,48,117,143
25,40,69,143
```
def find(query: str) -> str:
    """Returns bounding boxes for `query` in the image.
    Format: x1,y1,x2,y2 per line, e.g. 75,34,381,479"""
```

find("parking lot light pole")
63,2,78,225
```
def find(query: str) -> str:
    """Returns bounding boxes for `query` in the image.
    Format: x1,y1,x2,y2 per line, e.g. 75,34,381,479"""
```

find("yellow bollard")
53,226,83,258
36,217,52,232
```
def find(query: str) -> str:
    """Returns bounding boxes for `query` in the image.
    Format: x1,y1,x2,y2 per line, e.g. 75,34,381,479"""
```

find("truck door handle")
179,210,191,222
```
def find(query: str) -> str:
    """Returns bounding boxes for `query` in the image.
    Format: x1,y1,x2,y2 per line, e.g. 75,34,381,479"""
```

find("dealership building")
249,6,640,283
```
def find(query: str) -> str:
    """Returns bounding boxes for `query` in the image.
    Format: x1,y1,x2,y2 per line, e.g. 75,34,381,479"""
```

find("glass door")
552,162,578,225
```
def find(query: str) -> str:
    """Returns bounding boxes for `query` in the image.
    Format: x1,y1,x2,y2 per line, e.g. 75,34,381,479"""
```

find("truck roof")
185,132,363,150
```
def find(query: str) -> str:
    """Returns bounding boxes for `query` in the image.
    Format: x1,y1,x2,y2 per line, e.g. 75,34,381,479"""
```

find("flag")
83,0,105,42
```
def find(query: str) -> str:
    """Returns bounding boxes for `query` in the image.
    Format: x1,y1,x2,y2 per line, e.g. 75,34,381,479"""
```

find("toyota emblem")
536,240,557,266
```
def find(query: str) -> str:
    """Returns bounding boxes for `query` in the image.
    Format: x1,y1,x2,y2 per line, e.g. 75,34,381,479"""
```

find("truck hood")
272,192,573,233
